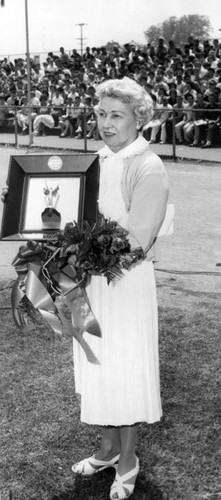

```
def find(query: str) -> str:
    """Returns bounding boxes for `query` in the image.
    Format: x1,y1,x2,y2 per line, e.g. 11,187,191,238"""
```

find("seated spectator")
64,93,85,138
86,84,97,103
212,39,221,59
216,75,221,91
79,95,99,139
156,37,168,65
191,65,201,85
63,78,72,96
17,95,30,133
59,46,69,65
204,78,218,98
74,94,86,139
190,93,208,146
183,79,197,101
45,57,57,74
0,71,10,96
94,69,105,85
30,90,40,114
0,94,8,129
16,89,25,106
148,96,172,144
142,94,160,139
155,85,168,104
108,60,118,79
154,74,169,95
175,73,186,95
183,92,207,145
205,50,218,70
59,92,87,138
6,88,19,117
78,82,88,100
192,92,220,148
118,58,129,78
173,94,185,124
175,92,194,144
86,110,99,139
146,70,156,88
38,77,49,97
164,67,176,86
67,84,77,101
59,96,75,137
82,46,94,63
168,85,179,106
33,94,54,136
50,86,65,125
144,82,155,99
138,73,148,87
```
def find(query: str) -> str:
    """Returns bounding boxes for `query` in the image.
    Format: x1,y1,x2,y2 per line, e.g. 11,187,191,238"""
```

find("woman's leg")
205,123,217,145
17,113,23,130
150,124,160,142
60,119,70,137
118,425,138,474
183,122,194,143
160,122,167,143
111,425,139,500
95,424,137,468
95,426,121,460
193,124,203,144
17,113,28,131
175,121,184,142
41,115,55,129
33,115,41,134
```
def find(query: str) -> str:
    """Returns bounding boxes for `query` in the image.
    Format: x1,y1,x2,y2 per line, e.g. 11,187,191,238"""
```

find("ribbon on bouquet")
11,242,101,364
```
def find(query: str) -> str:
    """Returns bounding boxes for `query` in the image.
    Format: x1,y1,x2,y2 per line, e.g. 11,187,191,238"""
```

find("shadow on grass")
1,278,220,500
50,469,169,500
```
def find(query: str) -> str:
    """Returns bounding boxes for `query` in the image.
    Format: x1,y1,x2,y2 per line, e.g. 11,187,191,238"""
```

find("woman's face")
97,97,138,152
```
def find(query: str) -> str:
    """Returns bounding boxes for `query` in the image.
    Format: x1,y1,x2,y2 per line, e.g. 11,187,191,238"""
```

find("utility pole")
75,23,87,56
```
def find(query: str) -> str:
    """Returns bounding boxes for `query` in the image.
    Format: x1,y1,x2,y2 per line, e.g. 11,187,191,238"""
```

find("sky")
0,0,221,60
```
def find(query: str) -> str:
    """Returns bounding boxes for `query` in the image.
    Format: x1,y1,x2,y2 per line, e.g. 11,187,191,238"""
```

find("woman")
33,94,54,136
148,96,172,144
16,95,30,134
175,92,195,145
72,77,170,499
59,96,75,137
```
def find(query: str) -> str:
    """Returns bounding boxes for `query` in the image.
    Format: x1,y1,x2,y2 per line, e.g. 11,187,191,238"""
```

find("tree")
144,14,212,47
105,41,121,53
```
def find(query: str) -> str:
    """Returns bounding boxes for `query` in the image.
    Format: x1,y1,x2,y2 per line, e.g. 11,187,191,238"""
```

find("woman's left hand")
1,186,8,203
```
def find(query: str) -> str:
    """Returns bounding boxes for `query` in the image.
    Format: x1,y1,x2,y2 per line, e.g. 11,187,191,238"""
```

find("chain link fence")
0,105,221,162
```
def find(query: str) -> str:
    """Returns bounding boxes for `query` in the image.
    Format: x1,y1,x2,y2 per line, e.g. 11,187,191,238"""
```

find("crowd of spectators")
0,36,221,147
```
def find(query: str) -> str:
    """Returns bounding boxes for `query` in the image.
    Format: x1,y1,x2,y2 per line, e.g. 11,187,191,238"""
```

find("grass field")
0,158,221,500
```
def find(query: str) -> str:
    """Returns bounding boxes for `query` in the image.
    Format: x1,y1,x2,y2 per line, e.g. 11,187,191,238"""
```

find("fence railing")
0,105,221,162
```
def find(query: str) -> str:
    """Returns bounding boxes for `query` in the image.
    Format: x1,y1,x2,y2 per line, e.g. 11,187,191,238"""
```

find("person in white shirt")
50,87,64,126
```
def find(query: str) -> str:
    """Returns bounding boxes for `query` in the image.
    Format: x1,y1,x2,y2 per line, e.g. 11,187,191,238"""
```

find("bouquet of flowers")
11,217,145,364
55,215,144,285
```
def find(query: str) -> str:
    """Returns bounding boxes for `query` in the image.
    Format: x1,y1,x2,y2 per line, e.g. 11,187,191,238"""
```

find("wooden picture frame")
1,153,100,240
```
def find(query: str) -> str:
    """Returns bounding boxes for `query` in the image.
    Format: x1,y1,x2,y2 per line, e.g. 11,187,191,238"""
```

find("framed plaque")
1,153,100,240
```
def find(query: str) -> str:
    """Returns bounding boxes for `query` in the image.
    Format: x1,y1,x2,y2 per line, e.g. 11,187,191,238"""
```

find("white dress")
73,140,162,426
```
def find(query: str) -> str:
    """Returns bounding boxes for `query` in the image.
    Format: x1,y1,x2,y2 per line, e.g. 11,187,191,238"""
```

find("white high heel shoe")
110,456,140,499
71,453,120,476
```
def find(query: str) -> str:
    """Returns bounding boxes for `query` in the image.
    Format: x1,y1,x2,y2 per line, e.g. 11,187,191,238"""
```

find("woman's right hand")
1,186,8,203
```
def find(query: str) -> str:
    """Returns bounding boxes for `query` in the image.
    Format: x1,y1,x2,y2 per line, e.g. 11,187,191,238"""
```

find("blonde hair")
96,77,154,126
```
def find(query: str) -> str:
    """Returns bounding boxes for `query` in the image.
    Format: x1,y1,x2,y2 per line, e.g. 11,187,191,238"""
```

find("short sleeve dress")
73,137,163,426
